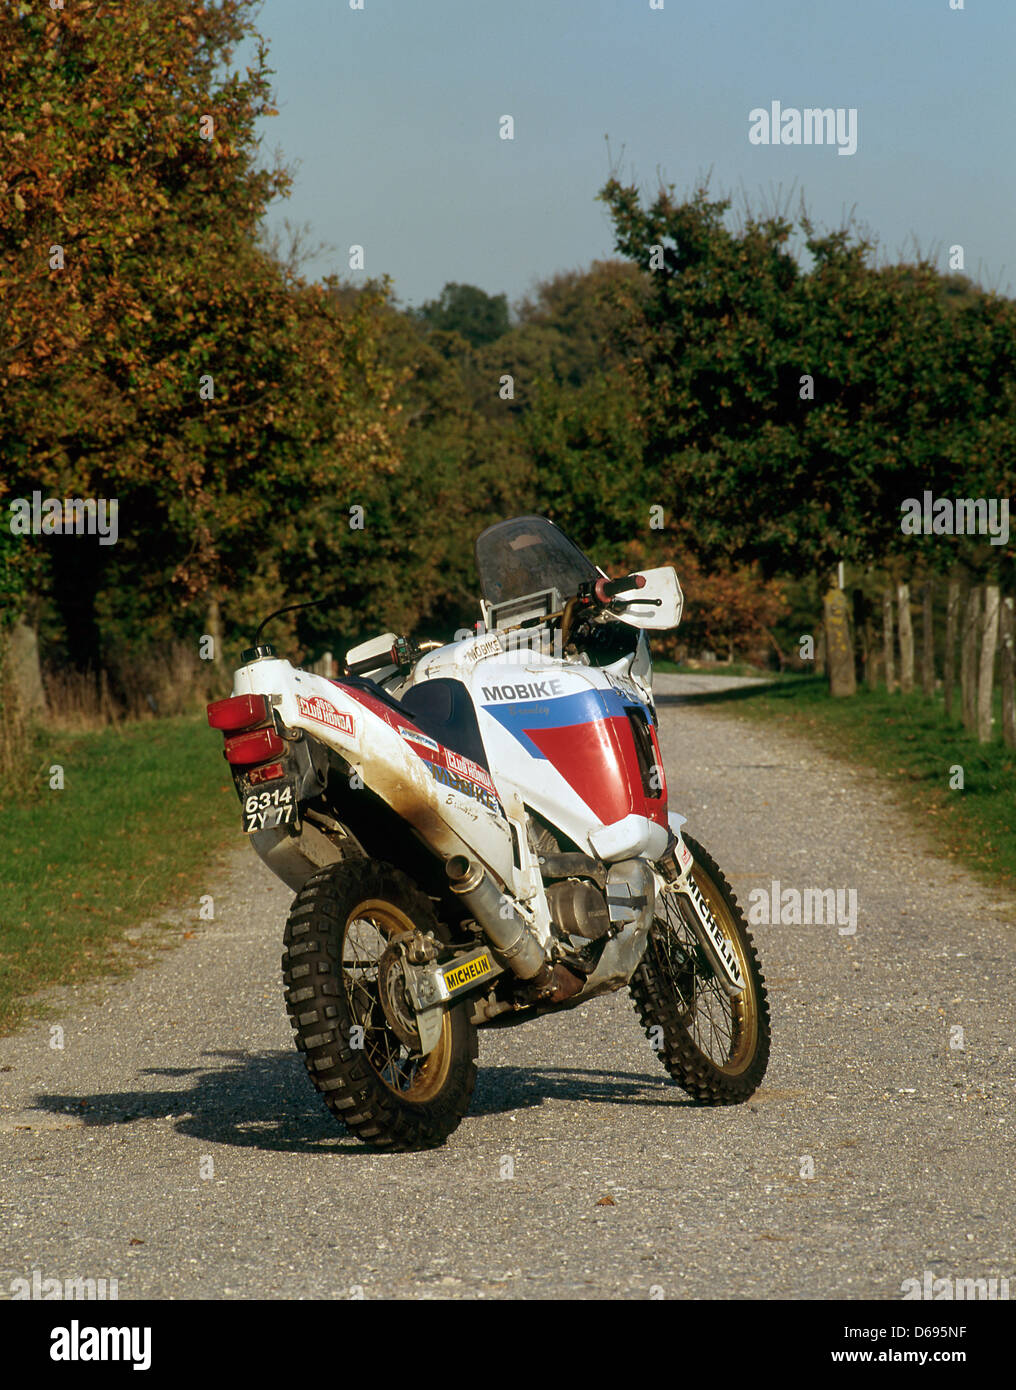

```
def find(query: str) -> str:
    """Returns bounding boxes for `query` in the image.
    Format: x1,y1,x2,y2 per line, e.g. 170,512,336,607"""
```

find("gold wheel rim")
342,899,453,1103
655,867,759,1075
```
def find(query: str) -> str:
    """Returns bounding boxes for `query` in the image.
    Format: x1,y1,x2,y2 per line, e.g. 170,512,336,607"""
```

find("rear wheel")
282,859,478,1150
629,834,770,1103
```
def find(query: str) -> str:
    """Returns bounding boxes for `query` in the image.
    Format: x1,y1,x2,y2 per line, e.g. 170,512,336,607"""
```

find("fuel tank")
464,654,670,862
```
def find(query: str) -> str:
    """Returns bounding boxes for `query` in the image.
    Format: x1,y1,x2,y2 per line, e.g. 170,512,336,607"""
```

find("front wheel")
629,834,770,1103
282,859,478,1150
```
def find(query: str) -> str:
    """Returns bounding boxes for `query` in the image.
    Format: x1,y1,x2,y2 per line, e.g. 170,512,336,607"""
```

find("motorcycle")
207,515,770,1149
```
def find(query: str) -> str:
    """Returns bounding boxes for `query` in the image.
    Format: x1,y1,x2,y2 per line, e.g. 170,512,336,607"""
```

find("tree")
413,282,510,348
0,1,403,678
598,176,1016,700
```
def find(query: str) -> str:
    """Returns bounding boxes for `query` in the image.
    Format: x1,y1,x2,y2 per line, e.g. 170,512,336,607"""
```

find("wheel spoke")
338,906,440,1100
652,884,742,1069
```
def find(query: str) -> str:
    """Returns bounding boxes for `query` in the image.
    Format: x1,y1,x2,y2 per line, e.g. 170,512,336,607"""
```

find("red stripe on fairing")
329,680,498,799
525,716,668,827
331,680,410,728
330,680,436,747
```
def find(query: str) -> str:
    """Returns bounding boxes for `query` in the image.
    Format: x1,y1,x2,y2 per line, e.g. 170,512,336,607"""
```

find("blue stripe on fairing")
481,686,631,759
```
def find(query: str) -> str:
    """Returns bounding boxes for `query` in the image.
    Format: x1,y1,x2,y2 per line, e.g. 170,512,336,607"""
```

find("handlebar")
345,578,648,676
560,572,648,648
344,635,444,678
593,573,647,604
344,635,412,676
345,653,394,676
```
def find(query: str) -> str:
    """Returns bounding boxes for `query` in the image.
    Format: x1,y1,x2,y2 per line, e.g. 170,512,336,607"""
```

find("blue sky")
240,0,1015,309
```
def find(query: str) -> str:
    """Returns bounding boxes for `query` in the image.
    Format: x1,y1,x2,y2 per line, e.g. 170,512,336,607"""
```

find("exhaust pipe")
445,856,583,1001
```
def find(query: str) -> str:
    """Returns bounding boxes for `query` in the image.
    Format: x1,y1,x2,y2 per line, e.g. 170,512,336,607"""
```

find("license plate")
242,782,298,833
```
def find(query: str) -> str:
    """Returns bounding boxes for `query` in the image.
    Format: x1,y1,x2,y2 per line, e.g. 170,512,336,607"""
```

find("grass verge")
0,714,238,1034
694,675,1016,892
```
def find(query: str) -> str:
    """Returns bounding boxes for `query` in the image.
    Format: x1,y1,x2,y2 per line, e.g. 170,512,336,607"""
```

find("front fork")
664,813,745,996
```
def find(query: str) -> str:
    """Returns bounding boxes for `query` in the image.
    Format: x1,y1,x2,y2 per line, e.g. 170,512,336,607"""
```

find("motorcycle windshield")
475,515,601,606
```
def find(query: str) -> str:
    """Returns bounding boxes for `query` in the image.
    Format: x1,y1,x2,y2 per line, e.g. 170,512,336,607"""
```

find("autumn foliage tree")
1,0,403,675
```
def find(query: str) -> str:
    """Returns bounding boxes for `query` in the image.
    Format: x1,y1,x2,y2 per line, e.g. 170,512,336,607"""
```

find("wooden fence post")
977,585,1000,743
823,587,857,697
1000,595,1016,749
961,586,981,732
921,581,935,697
897,580,914,693
882,588,896,693
944,573,961,718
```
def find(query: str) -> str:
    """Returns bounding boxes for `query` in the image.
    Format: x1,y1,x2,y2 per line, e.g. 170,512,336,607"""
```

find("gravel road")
2,673,1014,1300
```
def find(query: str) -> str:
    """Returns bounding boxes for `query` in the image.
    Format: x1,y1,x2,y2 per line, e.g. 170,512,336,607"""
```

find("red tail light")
208,694,282,765
224,726,284,765
207,693,271,731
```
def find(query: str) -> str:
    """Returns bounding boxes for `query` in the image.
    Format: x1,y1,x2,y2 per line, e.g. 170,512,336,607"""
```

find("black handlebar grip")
345,651,396,676
595,573,647,603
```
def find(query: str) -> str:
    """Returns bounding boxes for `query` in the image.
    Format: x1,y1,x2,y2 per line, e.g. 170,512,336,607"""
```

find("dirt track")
2,674,1014,1299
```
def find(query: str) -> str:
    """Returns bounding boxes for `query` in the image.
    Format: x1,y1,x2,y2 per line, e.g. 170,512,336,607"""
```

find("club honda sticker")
446,749,497,797
296,695,355,736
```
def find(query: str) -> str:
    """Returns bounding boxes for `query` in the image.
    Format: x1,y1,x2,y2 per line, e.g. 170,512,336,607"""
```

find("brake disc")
377,946,422,1050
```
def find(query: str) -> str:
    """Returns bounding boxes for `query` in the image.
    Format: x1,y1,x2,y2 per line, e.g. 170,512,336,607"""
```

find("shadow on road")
470,1064,693,1116
34,1051,345,1153
31,1053,694,1154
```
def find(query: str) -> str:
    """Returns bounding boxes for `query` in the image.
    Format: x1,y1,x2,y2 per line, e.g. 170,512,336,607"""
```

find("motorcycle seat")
341,676,490,771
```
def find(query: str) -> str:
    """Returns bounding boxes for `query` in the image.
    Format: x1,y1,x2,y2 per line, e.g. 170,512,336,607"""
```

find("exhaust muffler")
445,856,582,1002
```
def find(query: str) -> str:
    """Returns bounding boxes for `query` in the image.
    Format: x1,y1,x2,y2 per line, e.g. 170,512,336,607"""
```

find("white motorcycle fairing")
411,632,671,864
206,514,769,1149
229,655,527,911
222,619,681,1011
